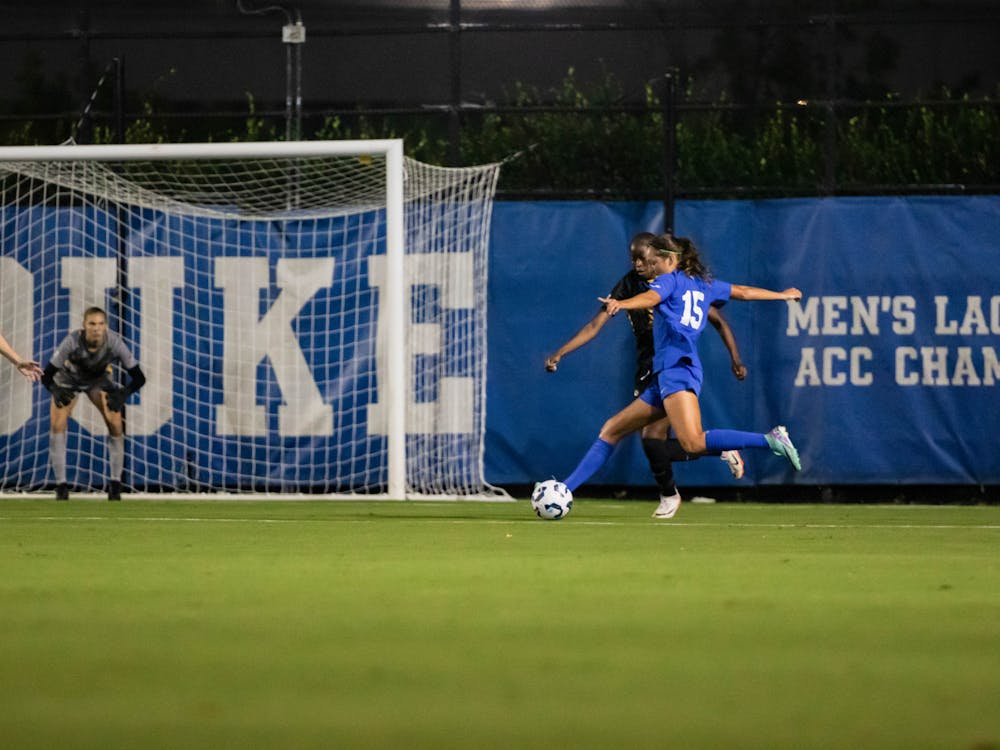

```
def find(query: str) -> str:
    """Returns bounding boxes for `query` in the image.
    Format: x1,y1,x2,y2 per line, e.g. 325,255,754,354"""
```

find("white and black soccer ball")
531,479,573,520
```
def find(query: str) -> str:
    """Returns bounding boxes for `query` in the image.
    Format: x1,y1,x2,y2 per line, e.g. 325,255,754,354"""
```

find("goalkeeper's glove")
52,387,75,408
104,387,128,413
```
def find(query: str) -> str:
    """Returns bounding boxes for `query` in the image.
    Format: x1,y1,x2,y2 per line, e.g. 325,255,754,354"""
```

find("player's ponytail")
668,236,711,281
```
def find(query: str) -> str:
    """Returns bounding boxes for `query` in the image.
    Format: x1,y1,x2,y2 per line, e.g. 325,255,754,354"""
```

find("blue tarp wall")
485,196,1000,488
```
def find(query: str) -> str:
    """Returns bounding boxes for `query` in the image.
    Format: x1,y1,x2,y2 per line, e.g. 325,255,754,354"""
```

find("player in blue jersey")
0,330,43,381
544,232,746,508
41,306,146,501
562,233,802,519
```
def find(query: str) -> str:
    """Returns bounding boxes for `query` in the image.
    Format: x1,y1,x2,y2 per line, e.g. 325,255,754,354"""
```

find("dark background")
2,1,997,134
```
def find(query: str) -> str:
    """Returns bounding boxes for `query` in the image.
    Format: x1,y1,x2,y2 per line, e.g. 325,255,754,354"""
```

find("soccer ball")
531,479,573,520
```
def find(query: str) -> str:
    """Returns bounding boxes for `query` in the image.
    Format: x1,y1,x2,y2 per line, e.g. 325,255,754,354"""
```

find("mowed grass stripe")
3,502,1000,531
1,500,998,750
5,516,1000,529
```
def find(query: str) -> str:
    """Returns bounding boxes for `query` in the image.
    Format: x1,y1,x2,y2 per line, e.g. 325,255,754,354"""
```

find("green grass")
1,499,998,750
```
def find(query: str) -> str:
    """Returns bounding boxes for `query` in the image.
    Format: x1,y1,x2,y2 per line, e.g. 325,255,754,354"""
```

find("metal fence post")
113,57,125,145
448,0,462,166
823,0,838,194
661,69,678,235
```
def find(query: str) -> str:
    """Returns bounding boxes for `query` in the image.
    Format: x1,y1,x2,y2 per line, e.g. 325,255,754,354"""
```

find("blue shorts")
637,365,704,407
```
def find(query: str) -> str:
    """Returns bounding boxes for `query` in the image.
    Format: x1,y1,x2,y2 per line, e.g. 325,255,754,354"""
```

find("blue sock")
704,429,769,452
562,438,615,492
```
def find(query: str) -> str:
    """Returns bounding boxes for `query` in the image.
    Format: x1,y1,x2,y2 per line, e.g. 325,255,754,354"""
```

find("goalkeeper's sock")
50,432,67,483
562,438,615,492
704,429,769,452
641,438,678,497
109,435,125,479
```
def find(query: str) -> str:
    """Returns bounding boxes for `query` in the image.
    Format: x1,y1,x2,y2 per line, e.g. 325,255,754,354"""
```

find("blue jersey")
647,271,732,380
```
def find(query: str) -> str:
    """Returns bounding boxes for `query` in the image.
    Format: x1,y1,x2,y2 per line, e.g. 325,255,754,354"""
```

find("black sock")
663,437,698,462
641,438,678,497
665,437,720,460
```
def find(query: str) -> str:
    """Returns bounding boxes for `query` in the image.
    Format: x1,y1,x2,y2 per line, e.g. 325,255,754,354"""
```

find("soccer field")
1,499,998,750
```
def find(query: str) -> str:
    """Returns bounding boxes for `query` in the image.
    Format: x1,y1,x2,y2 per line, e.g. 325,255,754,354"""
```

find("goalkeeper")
41,306,146,501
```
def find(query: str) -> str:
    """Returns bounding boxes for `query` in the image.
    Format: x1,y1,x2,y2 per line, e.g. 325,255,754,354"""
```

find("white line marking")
1,516,998,530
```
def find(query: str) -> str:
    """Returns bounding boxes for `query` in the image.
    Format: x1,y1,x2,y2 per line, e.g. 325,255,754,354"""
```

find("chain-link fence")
1,1,997,199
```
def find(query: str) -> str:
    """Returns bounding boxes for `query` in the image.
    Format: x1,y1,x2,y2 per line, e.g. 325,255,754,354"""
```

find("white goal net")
0,140,507,499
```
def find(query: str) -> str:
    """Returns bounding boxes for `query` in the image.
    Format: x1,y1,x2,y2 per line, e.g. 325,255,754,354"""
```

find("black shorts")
52,371,114,396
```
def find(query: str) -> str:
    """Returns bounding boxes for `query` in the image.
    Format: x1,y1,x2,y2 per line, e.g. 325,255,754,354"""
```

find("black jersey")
606,270,655,393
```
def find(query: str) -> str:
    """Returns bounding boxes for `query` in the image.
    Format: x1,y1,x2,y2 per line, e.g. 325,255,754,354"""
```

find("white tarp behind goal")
0,140,507,499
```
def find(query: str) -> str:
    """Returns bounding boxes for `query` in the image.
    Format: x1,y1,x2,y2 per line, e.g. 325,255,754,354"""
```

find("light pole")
236,1,305,141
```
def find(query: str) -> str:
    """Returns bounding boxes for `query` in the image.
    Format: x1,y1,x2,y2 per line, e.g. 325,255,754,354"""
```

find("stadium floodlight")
0,140,507,500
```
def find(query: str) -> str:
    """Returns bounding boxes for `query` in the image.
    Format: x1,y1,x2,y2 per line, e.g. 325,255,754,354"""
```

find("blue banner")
3,195,997,491
485,196,1000,487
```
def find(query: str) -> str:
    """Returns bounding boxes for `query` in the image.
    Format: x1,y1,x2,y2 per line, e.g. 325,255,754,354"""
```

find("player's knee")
597,421,625,444
640,422,668,441
676,433,703,454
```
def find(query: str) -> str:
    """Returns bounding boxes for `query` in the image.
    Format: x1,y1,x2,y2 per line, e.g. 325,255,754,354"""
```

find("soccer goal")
0,140,507,500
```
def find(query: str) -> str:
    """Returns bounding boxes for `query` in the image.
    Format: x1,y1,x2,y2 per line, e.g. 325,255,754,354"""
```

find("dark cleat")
55,483,69,501
108,481,122,501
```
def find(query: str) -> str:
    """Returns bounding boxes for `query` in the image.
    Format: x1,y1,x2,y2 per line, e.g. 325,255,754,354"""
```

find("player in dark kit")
41,306,146,501
545,232,746,515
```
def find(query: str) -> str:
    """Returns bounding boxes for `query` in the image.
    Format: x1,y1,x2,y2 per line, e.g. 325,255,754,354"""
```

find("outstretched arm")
729,285,801,302
707,307,746,380
545,309,612,371
599,289,662,316
0,332,43,382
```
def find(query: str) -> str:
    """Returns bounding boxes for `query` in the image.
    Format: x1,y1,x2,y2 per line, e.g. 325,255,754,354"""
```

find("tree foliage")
1,64,996,198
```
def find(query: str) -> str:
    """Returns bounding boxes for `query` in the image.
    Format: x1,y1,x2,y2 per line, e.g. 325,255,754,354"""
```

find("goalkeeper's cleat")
108,481,121,501
765,426,801,471
720,450,745,479
652,492,681,519
55,483,69,501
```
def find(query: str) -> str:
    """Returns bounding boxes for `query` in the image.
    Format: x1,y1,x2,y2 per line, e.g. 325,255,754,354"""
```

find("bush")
458,73,998,196
3,68,996,198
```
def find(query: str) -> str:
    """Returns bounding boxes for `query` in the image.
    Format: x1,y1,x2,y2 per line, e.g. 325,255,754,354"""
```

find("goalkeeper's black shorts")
52,372,115,397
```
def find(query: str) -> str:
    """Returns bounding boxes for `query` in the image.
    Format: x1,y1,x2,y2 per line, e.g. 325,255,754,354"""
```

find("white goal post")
0,140,507,500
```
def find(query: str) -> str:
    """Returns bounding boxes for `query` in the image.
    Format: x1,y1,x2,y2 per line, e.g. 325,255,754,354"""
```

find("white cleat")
652,492,681,519
720,450,745,479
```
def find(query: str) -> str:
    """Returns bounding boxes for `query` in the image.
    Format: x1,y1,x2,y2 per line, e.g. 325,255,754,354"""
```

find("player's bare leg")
596,398,665,444
661,390,707,454
561,398,664,494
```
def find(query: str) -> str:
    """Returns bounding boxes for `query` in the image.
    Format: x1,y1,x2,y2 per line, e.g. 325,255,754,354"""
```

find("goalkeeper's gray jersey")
51,330,137,385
